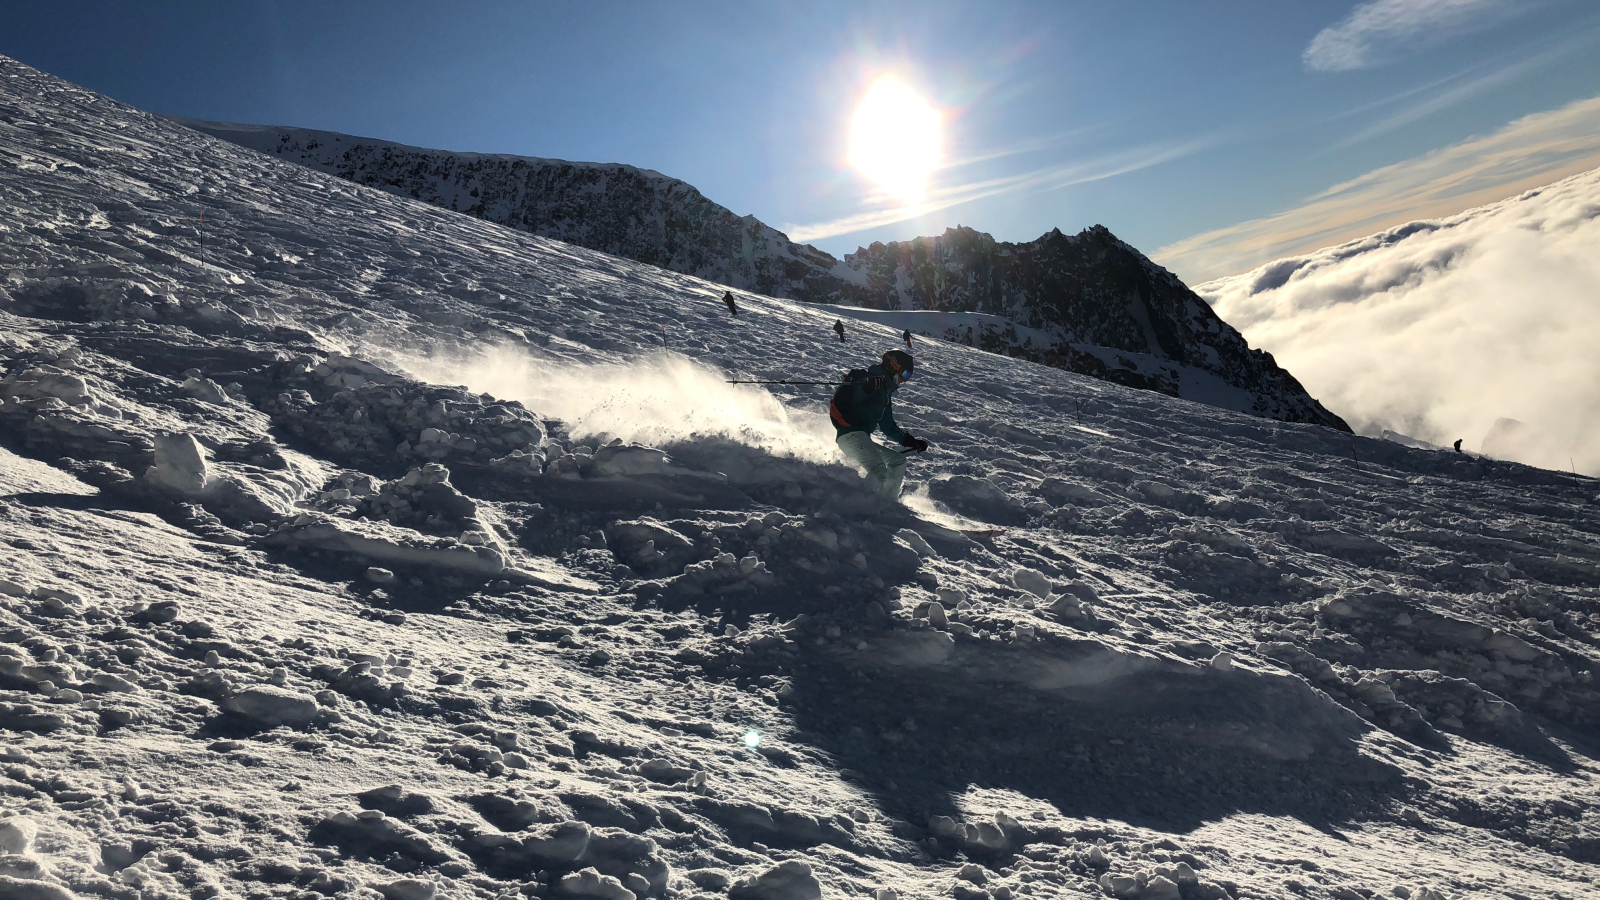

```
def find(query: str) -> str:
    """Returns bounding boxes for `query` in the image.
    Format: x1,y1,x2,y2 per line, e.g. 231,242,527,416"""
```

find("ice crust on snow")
0,53,1597,900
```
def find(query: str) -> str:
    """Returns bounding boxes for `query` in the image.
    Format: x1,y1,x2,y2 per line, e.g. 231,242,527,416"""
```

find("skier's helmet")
883,350,914,378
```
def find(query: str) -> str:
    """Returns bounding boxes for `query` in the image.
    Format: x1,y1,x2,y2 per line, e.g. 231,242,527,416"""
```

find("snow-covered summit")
184,121,1343,430
3,55,1599,900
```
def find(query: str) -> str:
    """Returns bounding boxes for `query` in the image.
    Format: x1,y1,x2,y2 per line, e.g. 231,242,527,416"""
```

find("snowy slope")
1197,167,1600,475
176,120,858,307
3,55,1600,900
183,122,1344,431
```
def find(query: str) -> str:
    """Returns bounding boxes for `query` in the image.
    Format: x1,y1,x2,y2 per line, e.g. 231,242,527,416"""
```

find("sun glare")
848,78,941,201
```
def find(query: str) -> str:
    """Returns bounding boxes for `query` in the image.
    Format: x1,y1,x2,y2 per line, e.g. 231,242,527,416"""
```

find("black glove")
866,375,888,392
902,435,929,453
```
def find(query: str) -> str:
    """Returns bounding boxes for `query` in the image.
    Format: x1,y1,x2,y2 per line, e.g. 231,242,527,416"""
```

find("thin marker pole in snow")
658,323,668,346
1350,439,1360,472
725,379,842,386
197,210,205,267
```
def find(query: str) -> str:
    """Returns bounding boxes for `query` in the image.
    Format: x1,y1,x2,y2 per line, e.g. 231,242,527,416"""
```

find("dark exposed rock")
837,225,1347,429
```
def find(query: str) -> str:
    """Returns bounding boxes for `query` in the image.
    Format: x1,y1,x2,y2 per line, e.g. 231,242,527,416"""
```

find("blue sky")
6,0,1599,281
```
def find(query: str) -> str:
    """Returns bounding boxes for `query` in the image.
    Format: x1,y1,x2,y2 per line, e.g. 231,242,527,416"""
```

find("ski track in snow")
1,56,1599,900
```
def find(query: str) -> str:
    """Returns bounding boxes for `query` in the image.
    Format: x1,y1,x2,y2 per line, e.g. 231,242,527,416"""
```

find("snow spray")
393,344,839,462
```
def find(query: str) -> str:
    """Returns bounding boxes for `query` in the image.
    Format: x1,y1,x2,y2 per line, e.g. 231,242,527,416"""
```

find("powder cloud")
388,344,841,463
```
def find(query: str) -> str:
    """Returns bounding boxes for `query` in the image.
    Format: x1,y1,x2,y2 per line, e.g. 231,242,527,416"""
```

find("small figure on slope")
723,291,740,316
829,349,929,501
902,329,913,350
1453,439,1463,452
833,319,846,343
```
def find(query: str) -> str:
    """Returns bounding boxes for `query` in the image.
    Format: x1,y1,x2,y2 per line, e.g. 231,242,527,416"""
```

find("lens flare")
743,729,761,749
848,78,942,201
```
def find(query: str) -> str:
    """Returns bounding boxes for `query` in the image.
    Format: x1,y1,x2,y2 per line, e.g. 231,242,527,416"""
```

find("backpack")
829,369,869,428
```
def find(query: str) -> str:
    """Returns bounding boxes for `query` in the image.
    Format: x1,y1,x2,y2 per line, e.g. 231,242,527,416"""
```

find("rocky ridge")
835,226,1347,429
182,122,1346,430
178,121,852,307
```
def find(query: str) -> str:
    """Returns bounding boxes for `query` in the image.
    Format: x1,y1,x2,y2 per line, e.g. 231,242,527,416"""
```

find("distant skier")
902,329,913,350
833,319,846,343
723,291,740,316
829,349,928,501
1453,439,1463,452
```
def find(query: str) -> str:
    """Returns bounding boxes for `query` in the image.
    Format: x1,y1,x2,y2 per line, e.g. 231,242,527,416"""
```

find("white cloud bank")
1157,93,1600,283
1304,0,1527,72
1198,165,1600,476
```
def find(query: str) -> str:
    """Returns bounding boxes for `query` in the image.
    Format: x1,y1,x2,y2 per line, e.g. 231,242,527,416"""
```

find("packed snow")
2,55,1599,900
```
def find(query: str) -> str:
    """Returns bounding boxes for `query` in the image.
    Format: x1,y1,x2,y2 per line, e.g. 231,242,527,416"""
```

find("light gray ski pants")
836,431,908,500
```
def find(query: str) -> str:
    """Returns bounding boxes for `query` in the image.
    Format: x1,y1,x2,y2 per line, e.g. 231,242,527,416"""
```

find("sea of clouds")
1199,166,1600,476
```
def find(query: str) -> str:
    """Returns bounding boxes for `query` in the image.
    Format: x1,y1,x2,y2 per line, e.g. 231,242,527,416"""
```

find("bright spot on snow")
743,729,761,749
848,78,941,201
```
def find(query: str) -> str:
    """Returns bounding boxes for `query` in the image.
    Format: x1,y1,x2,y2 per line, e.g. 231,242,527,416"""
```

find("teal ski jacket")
829,363,908,443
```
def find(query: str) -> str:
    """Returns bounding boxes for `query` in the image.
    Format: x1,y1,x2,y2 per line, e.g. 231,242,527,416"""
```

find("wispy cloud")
1304,0,1530,72
1332,28,1600,148
783,137,1209,244
934,123,1109,171
1154,93,1600,283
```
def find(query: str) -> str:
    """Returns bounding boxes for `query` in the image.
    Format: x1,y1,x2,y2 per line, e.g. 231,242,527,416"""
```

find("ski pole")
725,380,843,386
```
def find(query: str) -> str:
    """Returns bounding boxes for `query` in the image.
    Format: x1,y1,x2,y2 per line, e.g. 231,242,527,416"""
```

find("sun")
847,78,942,201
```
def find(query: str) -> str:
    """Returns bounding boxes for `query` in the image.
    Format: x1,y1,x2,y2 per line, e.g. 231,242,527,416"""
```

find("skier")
829,349,929,501
833,319,846,343
723,291,739,316
902,329,913,350
1453,439,1463,452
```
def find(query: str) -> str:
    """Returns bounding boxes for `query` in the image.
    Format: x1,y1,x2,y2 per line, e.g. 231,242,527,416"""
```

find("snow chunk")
894,528,937,557
0,876,76,900
311,811,451,865
1,367,91,405
729,860,821,900
1010,567,1053,598
221,685,319,728
927,474,1025,524
144,433,210,495
0,817,36,854
181,376,231,405
557,867,634,900
589,444,673,476
375,879,435,900
265,518,507,578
